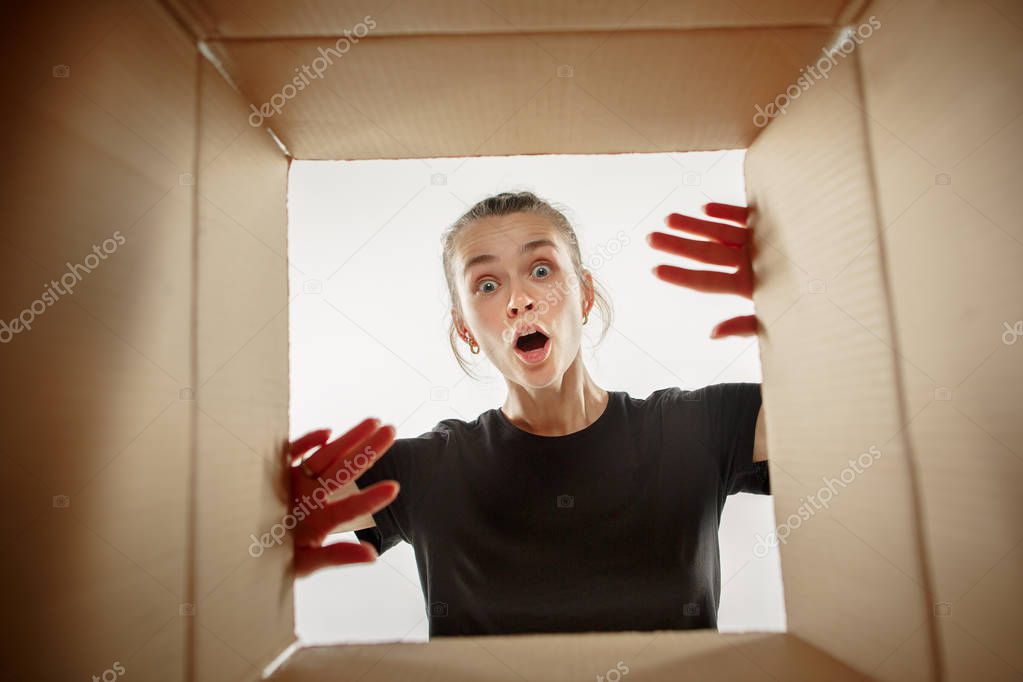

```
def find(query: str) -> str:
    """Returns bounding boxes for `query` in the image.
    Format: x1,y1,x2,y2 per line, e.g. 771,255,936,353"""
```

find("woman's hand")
646,202,758,338
286,418,400,577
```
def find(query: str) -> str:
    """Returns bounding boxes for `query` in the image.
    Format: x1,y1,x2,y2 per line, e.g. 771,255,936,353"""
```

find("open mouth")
515,330,549,352
513,330,552,365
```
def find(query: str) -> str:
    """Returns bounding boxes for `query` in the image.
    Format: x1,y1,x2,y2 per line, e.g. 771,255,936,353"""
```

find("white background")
287,150,785,644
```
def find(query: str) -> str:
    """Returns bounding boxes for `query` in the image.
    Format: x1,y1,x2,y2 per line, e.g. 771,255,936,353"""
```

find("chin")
515,361,564,389
518,374,559,389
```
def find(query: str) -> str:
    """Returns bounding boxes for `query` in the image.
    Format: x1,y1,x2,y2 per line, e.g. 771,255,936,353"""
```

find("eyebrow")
462,238,558,277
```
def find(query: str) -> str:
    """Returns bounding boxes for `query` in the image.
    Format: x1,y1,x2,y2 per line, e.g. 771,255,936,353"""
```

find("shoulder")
623,384,715,415
388,411,485,457
625,383,761,426
645,383,760,407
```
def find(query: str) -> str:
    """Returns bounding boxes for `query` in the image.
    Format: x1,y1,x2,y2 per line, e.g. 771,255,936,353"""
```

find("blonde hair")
441,191,614,379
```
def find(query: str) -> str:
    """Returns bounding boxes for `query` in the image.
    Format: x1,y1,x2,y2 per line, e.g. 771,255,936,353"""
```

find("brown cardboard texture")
2,0,1020,680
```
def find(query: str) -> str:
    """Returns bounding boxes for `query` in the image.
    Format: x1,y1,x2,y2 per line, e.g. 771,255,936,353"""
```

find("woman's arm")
753,406,768,462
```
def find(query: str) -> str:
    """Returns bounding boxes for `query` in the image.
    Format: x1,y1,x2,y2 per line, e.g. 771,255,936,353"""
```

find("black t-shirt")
355,382,769,637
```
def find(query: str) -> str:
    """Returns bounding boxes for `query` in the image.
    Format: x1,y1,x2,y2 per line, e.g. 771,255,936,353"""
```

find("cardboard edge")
204,22,858,45
844,0,878,27
196,39,292,158
259,640,303,680
180,2,859,43
834,0,873,26
263,631,871,680
185,42,201,682
159,0,216,41
782,632,876,679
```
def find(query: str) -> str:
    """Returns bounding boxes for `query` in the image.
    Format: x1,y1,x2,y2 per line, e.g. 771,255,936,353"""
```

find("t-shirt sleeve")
352,436,409,556
354,427,448,555
701,382,770,496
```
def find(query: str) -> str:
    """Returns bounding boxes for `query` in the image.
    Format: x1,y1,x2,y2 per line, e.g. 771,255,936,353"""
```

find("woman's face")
452,212,592,389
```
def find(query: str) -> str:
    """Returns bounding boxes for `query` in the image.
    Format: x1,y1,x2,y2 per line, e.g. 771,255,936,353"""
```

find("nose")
507,290,535,318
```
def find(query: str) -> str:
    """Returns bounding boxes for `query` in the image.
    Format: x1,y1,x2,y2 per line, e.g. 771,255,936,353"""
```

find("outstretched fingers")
703,202,749,226
288,428,332,464
646,231,743,268
297,417,382,478
663,212,748,247
294,541,378,576
649,202,757,335
710,315,759,339
316,424,396,484
295,480,400,548
652,264,749,296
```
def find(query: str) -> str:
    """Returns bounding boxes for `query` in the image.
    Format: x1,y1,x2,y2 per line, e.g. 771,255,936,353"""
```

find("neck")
501,351,609,436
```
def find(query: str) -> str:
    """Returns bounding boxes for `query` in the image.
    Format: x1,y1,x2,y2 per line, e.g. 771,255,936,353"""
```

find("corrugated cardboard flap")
268,631,870,681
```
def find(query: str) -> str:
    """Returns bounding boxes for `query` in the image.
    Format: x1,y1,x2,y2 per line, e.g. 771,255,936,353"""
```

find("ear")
451,306,471,340
581,270,595,314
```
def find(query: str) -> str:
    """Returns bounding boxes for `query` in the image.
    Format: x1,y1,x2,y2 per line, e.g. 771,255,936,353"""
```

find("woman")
286,191,768,636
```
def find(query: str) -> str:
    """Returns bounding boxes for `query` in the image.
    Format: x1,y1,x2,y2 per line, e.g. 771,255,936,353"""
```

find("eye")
531,263,552,279
476,279,498,295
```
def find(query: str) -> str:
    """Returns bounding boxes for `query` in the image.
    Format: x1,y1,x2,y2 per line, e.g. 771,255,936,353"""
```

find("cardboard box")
2,0,1019,680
